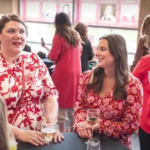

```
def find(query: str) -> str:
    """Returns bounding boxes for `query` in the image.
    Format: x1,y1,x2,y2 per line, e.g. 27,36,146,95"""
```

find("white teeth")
13,43,21,45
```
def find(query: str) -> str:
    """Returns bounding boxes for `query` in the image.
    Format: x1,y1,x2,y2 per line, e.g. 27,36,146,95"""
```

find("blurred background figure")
23,43,31,52
74,22,94,73
37,51,46,59
130,15,150,72
42,12,82,132
133,54,150,150
101,4,116,21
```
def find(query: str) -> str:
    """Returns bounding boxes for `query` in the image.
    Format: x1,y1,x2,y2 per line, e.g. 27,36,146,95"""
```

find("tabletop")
17,133,130,150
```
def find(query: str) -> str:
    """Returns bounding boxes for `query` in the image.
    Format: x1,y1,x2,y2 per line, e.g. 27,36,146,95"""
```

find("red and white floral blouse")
74,70,143,148
0,51,58,131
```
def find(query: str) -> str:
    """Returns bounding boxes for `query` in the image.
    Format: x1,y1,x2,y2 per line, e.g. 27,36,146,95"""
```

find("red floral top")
74,70,143,149
0,52,58,131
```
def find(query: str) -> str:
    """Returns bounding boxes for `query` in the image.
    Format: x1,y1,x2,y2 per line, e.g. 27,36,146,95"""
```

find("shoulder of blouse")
127,73,142,87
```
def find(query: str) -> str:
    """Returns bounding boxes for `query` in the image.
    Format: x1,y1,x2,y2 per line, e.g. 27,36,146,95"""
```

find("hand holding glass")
41,120,57,143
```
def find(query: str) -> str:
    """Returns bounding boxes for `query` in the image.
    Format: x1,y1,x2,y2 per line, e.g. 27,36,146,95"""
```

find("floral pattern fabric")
0,51,58,131
74,70,143,148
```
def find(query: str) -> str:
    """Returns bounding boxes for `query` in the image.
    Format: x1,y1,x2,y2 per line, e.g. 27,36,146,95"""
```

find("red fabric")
132,55,150,133
75,70,143,148
49,34,82,108
0,52,58,131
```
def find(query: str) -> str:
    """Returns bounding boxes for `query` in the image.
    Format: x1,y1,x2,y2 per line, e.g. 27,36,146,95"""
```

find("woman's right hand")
78,129,92,139
18,130,47,146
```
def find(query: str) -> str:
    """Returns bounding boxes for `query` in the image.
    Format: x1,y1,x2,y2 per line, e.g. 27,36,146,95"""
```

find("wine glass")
87,138,100,150
85,109,100,144
41,119,57,144
9,126,17,150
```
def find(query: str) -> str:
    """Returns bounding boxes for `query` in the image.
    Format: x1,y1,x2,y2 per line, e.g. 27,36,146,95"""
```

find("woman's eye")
8,30,14,33
20,30,25,34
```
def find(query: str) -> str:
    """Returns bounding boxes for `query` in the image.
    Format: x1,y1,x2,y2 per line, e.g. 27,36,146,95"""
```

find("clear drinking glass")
41,120,57,144
41,103,57,125
84,109,100,144
86,109,100,143
9,126,17,150
87,138,100,150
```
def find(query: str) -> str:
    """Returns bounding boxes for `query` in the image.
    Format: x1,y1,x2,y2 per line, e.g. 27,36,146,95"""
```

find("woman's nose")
14,32,21,39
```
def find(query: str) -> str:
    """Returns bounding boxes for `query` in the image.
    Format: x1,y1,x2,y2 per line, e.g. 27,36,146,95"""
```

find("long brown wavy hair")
141,15,150,36
88,34,129,100
54,12,80,47
0,96,9,150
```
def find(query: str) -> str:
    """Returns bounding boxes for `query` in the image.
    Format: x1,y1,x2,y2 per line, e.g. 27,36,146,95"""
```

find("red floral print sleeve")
74,71,92,124
36,54,58,102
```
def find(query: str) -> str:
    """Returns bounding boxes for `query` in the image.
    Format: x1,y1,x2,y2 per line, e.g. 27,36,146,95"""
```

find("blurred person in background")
130,15,150,72
42,12,82,132
74,22,94,73
101,5,116,22
133,54,150,150
23,43,31,52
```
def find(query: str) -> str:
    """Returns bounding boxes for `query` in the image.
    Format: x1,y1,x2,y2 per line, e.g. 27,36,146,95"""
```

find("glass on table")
87,138,100,150
41,120,57,144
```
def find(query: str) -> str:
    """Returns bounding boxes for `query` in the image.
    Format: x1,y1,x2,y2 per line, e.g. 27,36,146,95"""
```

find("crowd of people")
0,11,150,150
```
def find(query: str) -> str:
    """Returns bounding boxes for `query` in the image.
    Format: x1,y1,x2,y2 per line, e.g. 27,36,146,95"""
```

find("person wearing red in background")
42,12,82,132
132,55,150,150
130,15,150,72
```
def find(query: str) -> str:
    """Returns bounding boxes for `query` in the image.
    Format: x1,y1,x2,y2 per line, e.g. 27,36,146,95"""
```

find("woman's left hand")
77,121,100,132
53,130,64,143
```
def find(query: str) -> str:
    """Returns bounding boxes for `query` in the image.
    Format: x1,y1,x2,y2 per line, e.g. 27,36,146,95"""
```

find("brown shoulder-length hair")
0,14,28,36
88,34,129,100
141,15,150,36
54,12,80,47
74,22,88,40
0,96,9,150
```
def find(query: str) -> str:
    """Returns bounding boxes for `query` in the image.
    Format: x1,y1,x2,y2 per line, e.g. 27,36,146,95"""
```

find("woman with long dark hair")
130,15,150,72
45,13,82,132
74,34,143,149
74,22,94,73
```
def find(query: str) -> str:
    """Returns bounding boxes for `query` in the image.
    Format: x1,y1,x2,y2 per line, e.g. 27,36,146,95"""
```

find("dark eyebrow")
7,28,25,31
100,46,107,49
7,28,15,30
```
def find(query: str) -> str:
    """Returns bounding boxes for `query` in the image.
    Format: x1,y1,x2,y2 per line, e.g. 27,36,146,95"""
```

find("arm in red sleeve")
49,34,61,61
99,79,143,138
132,55,150,82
